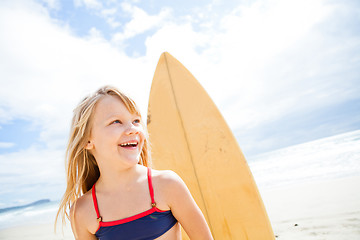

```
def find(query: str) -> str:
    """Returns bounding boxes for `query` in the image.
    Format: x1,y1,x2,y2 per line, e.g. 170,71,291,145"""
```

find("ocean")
1,129,359,230
249,129,360,190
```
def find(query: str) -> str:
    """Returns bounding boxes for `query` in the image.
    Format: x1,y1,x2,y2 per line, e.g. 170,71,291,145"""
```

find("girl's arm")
162,171,214,240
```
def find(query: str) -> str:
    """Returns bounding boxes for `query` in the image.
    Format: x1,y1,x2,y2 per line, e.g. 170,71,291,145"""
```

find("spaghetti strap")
147,167,156,207
92,184,102,222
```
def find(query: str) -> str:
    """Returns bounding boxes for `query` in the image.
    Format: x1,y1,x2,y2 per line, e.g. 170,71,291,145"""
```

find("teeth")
120,142,137,147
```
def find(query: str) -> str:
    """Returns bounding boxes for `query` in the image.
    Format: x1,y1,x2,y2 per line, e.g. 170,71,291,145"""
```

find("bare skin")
70,95,213,240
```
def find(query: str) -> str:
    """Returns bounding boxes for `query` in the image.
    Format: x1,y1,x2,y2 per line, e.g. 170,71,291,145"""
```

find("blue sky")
0,0,359,168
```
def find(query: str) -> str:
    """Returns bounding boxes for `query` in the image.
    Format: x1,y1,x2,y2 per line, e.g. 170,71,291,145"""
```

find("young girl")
56,86,213,240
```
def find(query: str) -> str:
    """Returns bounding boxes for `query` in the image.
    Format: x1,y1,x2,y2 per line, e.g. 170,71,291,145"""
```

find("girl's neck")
96,164,146,192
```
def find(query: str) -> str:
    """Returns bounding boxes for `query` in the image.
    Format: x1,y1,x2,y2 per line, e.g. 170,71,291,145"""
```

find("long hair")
55,86,151,228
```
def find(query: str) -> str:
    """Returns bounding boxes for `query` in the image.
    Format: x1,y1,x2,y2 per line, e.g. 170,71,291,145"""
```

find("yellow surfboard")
147,52,274,239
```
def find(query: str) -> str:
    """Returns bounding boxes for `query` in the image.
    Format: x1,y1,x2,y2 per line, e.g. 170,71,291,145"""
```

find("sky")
0,0,359,204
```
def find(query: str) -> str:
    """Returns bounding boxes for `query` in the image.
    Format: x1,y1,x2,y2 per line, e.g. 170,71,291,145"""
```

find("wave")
0,199,50,214
248,129,360,189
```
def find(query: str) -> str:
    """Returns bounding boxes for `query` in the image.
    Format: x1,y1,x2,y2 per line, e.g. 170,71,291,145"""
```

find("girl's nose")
125,123,139,135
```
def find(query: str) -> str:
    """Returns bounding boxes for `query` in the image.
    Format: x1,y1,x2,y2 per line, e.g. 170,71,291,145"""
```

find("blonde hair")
55,86,151,228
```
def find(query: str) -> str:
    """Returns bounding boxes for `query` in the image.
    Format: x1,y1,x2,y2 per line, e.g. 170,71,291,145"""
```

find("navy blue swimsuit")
92,168,178,240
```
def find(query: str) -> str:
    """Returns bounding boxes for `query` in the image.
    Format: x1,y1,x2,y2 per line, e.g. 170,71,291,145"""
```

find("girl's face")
87,95,145,170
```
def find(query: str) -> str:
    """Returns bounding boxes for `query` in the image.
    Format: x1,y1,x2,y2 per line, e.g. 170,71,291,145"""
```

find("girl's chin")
121,156,141,165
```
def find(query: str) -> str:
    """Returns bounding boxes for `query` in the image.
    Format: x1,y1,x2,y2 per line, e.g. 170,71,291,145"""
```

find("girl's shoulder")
150,168,196,213
151,169,182,183
70,189,94,215
150,169,188,194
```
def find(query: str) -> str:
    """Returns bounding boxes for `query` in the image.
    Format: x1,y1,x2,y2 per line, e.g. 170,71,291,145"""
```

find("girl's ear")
85,141,94,150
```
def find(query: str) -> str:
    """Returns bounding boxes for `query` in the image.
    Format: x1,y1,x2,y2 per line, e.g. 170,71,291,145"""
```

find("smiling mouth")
119,141,138,148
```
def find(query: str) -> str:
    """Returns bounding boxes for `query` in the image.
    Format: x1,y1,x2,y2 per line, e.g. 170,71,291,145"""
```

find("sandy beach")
262,176,360,239
1,176,359,240
0,222,73,240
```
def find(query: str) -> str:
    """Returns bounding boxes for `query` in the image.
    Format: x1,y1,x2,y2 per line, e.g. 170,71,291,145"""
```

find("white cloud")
0,142,15,148
87,27,104,39
74,0,102,9
0,107,13,124
101,7,117,16
218,1,353,127
106,17,122,28
111,4,172,44
100,8,122,28
145,22,209,57
39,0,60,10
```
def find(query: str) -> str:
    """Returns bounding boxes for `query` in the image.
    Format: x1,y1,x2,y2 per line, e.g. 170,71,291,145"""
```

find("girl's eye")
133,119,141,124
112,120,122,124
